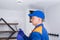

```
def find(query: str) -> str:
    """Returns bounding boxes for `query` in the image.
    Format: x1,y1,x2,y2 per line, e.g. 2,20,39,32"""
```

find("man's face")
31,16,41,26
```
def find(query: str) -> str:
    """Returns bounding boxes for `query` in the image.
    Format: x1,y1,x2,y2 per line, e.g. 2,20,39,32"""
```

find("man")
28,10,49,40
17,10,49,40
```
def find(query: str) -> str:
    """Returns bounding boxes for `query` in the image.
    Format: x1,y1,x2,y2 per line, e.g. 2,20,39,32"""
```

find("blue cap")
28,10,45,20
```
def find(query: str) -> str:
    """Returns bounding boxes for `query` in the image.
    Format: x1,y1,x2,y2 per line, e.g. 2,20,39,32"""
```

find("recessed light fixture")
16,0,22,4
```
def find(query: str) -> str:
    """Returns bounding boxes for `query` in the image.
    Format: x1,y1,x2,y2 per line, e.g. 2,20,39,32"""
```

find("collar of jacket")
35,24,43,28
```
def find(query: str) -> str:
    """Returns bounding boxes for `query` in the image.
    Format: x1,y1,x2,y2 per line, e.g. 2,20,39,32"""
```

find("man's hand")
18,29,25,36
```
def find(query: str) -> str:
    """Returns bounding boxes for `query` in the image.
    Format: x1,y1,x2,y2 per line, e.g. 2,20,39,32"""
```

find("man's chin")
32,24,36,26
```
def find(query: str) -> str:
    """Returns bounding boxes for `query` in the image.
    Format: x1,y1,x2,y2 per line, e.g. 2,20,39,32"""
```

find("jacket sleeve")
29,32,42,40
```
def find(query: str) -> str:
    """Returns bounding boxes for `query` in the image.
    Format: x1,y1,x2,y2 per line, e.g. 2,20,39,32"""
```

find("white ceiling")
0,0,60,10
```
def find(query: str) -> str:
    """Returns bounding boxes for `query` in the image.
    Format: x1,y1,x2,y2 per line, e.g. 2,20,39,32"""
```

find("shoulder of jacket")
33,26,42,34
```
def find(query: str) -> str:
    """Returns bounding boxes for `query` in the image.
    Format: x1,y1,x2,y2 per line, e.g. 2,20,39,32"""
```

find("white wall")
0,9,26,29
45,3,60,40
0,9,26,39
45,4,60,34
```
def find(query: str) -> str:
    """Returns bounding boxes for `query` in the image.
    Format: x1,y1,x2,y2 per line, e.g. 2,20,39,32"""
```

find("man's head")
28,10,45,26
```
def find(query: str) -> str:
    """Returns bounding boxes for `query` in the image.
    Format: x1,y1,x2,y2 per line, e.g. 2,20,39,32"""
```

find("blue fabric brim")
28,14,34,17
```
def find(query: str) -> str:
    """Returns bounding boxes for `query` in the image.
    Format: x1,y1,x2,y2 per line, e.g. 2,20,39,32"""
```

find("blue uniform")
29,24,49,40
17,24,49,40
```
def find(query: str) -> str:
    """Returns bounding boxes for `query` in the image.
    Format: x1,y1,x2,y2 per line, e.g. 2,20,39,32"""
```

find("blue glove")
18,29,25,37
17,34,24,40
17,29,28,40
17,29,24,40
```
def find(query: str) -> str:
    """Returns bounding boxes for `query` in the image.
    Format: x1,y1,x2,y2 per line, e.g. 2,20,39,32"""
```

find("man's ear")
38,18,43,22
39,18,42,21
